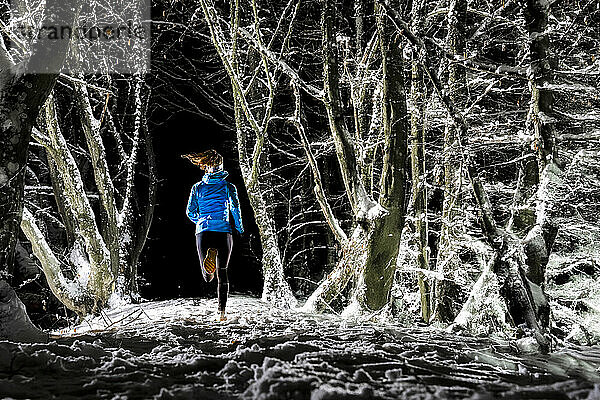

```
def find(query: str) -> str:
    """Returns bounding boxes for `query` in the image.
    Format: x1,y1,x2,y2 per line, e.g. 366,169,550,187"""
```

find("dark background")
139,112,263,300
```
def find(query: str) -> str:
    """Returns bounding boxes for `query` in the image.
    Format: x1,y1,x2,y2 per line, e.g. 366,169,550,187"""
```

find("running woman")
183,150,244,321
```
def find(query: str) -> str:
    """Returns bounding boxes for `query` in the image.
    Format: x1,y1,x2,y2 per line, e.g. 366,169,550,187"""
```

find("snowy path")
1,295,599,399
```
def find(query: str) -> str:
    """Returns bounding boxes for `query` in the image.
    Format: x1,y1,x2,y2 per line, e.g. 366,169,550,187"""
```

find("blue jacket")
186,170,244,235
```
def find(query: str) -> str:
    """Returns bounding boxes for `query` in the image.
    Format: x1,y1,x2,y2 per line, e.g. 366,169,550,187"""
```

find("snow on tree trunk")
0,0,82,339
247,184,297,309
355,0,408,313
510,0,557,286
434,0,468,323
20,207,94,314
449,241,510,335
409,0,431,323
302,0,408,315
27,96,114,313
301,227,368,313
73,82,120,283
23,78,152,314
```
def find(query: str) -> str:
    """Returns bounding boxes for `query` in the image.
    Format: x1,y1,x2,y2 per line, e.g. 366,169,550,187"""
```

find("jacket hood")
202,170,229,184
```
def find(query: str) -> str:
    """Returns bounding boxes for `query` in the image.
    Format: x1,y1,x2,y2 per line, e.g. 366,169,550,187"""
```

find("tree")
301,0,408,314
434,0,468,323
409,0,431,323
21,74,155,315
0,0,83,340
382,2,552,350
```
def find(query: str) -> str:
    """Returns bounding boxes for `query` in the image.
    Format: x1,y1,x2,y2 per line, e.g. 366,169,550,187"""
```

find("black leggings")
196,231,233,311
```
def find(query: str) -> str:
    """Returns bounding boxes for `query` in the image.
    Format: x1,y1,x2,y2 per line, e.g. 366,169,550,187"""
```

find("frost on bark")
26,95,114,314
434,0,467,323
358,0,408,312
302,0,408,314
74,76,151,296
198,0,297,309
381,5,551,351
301,227,368,313
0,0,82,339
510,0,558,286
21,76,154,315
409,0,431,323
21,207,97,313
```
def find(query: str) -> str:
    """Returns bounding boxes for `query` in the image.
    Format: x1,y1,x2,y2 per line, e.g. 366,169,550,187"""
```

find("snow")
0,167,8,186
0,281,47,344
544,150,600,345
69,242,91,288
1,295,599,399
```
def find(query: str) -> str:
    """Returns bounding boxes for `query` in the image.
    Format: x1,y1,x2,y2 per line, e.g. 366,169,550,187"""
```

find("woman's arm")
186,184,200,224
228,183,244,234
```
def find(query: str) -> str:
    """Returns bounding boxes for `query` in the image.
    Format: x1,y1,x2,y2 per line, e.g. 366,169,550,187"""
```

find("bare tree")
301,0,408,314
0,0,84,340
434,0,468,323
21,74,154,315
380,2,553,350
409,0,431,323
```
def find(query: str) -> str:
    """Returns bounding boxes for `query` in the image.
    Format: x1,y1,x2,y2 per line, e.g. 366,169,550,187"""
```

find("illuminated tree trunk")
305,0,408,314
434,0,467,323
0,0,82,340
357,0,408,312
410,0,431,323
22,77,153,315
511,0,558,285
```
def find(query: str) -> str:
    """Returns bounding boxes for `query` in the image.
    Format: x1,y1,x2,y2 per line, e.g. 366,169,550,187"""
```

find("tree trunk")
521,0,556,175
409,0,431,323
303,0,408,314
73,82,120,283
354,0,408,312
234,101,297,309
511,0,557,285
21,207,94,314
25,96,114,314
301,226,368,313
379,5,551,350
0,0,81,341
434,0,467,323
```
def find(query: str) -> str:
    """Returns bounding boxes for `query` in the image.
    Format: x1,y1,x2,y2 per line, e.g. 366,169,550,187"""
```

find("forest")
0,0,599,398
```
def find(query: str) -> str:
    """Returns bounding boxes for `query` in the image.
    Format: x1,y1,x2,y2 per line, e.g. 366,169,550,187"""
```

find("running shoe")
215,312,227,322
203,248,218,275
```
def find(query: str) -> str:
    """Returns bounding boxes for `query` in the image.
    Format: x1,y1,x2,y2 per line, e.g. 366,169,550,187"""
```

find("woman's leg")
196,232,215,282
216,233,233,312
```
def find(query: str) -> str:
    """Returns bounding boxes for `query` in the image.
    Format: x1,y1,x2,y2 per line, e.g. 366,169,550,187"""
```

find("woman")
183,149,244,321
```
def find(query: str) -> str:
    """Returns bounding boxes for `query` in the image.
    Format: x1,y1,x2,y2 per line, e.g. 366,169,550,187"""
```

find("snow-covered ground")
1,295,599,399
